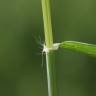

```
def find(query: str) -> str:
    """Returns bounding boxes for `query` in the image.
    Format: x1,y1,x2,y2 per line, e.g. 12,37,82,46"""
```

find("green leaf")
60,41,96,56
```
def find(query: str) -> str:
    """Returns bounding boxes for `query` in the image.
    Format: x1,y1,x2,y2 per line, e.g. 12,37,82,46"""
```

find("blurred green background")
0,0,96,96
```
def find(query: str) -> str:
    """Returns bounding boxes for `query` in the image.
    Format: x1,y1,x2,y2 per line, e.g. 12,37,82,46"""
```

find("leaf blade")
60,41,96,56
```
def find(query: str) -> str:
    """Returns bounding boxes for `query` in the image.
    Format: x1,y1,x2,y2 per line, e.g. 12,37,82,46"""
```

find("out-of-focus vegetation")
0,0,96,96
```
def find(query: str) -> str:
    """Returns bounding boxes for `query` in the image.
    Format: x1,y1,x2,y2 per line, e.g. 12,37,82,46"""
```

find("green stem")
46,51,57,96
41,0,53,48
41,0,57,96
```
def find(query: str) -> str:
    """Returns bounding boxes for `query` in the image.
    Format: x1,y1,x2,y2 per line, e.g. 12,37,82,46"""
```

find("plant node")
43,43,60,53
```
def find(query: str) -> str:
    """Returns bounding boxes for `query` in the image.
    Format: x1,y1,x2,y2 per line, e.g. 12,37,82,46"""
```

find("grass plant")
41,0,96,96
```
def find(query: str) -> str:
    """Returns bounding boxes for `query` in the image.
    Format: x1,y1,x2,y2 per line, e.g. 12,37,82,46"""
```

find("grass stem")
41,0,57,96
41,0,53,48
